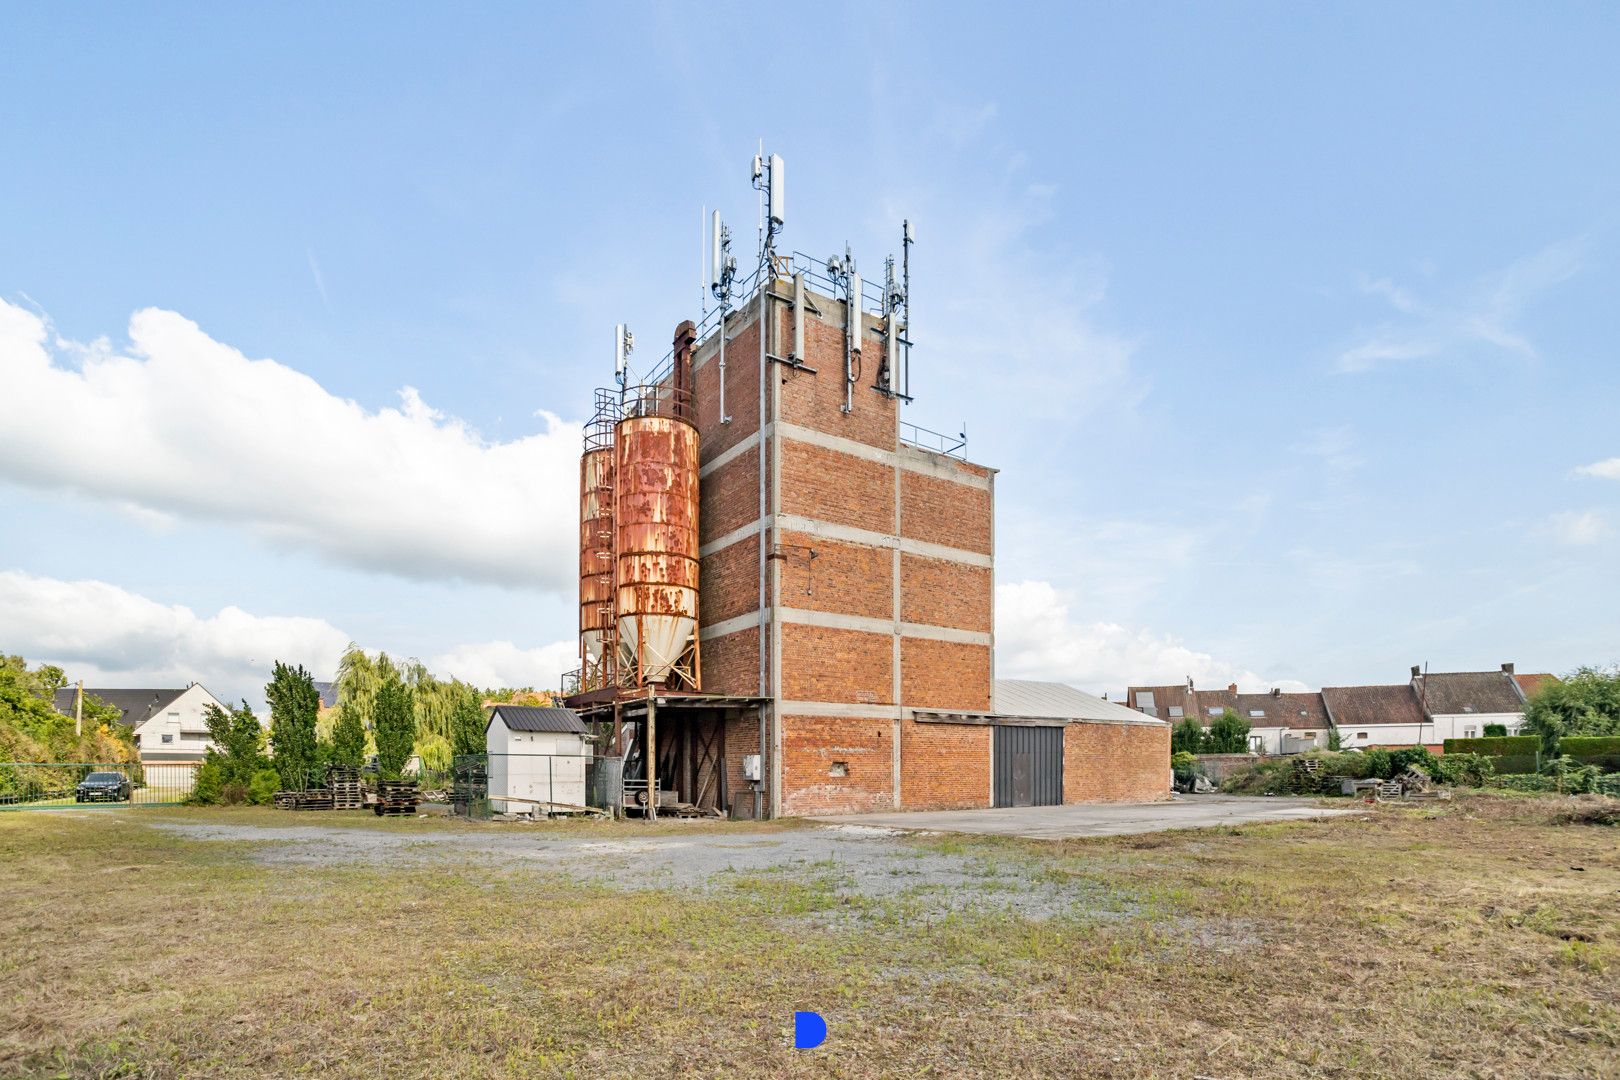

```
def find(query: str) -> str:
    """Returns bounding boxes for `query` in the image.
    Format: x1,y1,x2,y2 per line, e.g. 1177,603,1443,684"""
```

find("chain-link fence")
0,761,197,810
450,753,622,820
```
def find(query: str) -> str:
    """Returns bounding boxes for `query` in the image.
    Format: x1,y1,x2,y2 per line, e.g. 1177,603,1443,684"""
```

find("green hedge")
1560,736,1620,773
1443,735,1540,775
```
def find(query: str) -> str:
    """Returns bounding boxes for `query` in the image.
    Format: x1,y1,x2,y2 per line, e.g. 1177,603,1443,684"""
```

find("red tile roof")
1321,684,1426,727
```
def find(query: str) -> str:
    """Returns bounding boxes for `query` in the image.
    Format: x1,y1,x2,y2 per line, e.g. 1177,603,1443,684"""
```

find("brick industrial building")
564,157,1168,817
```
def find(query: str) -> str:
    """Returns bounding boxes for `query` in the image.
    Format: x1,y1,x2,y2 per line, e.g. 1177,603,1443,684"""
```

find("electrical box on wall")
742,754,762,782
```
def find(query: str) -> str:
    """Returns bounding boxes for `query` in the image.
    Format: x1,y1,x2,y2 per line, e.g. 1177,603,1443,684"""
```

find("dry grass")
1,794,1617,1078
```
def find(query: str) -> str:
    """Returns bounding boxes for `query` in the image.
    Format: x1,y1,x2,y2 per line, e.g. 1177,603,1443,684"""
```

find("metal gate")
993,726,1063,808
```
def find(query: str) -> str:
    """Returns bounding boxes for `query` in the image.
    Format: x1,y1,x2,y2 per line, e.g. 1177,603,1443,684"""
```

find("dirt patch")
147,819,1138,921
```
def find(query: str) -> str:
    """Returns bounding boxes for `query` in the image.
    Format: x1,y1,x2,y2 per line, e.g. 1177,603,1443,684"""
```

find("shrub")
1362,748,1392,780
1171,717,1207,756
1430,752,1494,787
1442,735,1540,774
1206,709,1251,754
247,768,281,806
1559,736,1620,773
1171,751,1198,781
1389,746,1437,777
1482,723,1508,737
190,757,224,805
1540,756,1604,794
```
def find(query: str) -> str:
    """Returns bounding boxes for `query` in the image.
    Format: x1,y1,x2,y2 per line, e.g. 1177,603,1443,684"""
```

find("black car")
76,771,133,803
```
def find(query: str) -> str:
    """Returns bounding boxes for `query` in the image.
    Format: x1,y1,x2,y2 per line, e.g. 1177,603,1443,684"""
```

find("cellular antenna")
709,209,737,424
614,323,633,388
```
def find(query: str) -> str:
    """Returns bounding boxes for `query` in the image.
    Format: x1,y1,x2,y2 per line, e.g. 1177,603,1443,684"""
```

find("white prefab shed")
485,705,589,813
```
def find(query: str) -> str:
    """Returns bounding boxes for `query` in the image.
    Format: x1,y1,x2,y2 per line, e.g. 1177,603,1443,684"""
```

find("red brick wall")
779,306,897,451
701,626,760,698
779,440,894,534
724,710,768,818
901,470,992,555
698,532,761,626
780,530,892,622
900,553,991,632
900,637,991,712
780,714,894,814
1063,722,1171,803
780,624,892,705
692,317,762,462
699,445,763,541
900,719,990,810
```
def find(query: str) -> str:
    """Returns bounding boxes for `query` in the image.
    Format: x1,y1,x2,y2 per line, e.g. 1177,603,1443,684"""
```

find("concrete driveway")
809,794,1362,840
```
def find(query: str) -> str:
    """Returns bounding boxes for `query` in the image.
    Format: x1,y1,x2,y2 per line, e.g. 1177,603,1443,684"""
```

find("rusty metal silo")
577,392,619,692
614,322,701,691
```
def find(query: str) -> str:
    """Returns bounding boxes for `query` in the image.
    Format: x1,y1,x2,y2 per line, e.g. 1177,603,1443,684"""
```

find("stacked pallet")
326,765,364,810
274,788,336,811
374,779,419,817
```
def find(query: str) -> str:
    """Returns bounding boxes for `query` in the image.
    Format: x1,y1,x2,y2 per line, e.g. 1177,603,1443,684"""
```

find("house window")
1141,707,1159,717
1208,706,1222,716
1249,709,1265,719
1138,691,1155,708
161,734,174,744
1168,705,1183,718
168,711,179,718
828,761,849,778
1463,726,1477,739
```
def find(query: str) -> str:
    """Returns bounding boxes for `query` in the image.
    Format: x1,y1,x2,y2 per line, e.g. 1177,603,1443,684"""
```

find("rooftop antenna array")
709,208,737,423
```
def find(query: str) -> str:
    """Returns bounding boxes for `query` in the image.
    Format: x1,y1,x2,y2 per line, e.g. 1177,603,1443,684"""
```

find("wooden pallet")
373,779,420,817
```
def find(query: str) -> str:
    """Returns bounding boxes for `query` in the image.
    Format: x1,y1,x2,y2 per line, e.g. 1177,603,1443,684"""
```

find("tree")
191,701,271,805
1206,709,1252,754
1522,665,1620,753
373,675,416,779
266,662,321,790
449,689,488,758
330,702,367,768
1483,722,1508,737
1170,716,1207,755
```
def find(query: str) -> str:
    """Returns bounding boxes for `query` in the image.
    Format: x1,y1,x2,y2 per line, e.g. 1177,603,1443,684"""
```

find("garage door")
993,725,1063,808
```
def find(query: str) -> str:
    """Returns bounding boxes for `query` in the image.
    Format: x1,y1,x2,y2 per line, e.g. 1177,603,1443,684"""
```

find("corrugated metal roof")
993,679,1165,725
488,705,586,734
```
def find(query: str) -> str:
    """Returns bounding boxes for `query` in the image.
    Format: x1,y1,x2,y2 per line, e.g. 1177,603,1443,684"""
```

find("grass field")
2,794,1616,1078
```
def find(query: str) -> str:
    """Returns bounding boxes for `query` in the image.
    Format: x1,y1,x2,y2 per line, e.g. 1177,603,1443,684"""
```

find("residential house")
1320,684,1432,750
52,684,227,764
1126,681,1330,754
1411,663,1544,742
1235,690,1333,754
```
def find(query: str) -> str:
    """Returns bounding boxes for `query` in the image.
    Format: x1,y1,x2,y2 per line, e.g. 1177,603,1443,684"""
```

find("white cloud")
429,639,577,692
1541,511,1608,547
0,298,580,590
0,569,350,705
1575,457,1620,481
1336,237,1587,373
994,580,1306,695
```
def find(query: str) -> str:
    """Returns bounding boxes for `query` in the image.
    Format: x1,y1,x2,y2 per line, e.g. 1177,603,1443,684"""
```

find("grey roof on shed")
993,679,1165,725
51,687,188,729
487,705,586,735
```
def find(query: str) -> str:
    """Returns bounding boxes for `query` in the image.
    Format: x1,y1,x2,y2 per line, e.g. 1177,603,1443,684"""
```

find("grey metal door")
993,726,1062,808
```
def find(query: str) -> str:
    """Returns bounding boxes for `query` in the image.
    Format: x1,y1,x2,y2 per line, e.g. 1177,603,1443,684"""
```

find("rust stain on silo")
615,413,701,689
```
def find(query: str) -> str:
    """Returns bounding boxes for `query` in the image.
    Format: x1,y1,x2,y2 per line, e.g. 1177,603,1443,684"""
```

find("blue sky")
2,2,1617,705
